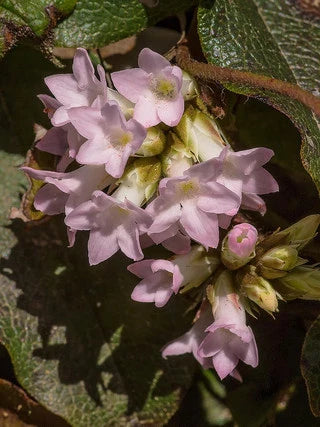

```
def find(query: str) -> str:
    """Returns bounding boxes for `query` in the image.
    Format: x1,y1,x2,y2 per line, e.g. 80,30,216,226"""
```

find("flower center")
179,179,200,198
152,77,177,100
236,230,248,244
111,130,133,148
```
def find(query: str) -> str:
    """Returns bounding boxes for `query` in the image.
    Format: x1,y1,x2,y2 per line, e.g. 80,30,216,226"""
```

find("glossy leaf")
198,0,320,191
54,0,194,48
0,0,77,57
301,314,320,416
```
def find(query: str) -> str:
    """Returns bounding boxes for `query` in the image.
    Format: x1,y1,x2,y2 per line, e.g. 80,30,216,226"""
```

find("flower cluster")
24,47,320,382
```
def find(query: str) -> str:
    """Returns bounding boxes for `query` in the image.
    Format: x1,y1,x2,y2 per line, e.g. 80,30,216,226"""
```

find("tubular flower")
44,48,107,126
111,48,184,127
69,102,146,178
65,190,152,265
147,159,240,249
198,271,259,380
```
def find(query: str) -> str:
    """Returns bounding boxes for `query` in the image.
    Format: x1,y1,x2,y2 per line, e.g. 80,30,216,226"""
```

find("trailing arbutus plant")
1,0,320,425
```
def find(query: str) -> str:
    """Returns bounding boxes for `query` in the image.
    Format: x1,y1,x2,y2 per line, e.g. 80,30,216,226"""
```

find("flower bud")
161,132,194,177
181,71,198,101
136,126,166,157
261,215,320,251
275,267,320,301
113,157,161,205
221,223,258,270
174,105,226,161
257,245,300,279
238,266,278,313
176,245,220,293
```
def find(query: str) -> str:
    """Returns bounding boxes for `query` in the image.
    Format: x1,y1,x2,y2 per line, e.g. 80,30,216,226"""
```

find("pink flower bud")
222,223,258,270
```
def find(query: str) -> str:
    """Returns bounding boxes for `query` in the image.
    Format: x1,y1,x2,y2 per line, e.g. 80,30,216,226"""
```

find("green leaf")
54,0,194,48
301,314,320,416
0,222,195,425
198,0,320,191
0,0,77,57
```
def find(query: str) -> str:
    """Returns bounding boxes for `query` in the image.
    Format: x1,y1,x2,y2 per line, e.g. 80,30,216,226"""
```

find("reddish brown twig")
176,44,320,118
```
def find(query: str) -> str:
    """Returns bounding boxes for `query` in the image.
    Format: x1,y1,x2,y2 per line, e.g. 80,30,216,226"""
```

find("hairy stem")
176,44,320,118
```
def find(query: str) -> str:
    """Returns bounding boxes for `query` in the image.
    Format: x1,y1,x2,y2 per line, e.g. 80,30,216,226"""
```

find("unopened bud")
221,223,258,270
261,215,320,251
175,105,226,161
161,132,194,177
136,126,166,157
275,267,320,301
181,71,198,101
113,157,161,205
257,245,300,279
177,245,220,293
238,266,278,313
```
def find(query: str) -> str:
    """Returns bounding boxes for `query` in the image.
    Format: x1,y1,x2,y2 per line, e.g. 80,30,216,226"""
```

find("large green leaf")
54,0,195,48
0,0,77,58
0,218,195,426
198,0,320,191
301,314,320,416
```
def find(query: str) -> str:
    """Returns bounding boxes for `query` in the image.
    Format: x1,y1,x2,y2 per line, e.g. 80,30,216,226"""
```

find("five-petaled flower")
111,48,184,127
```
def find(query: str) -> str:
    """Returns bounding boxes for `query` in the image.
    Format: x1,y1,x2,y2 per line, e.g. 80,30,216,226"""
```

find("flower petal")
157,93,184,127
111,68,149,103
180,202,219,249
88,228,118,265
242,168,279,194
138,48,170,73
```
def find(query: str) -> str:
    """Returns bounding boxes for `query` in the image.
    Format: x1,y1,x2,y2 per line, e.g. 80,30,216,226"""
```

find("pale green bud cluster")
275,267,320,300
113,157,161,205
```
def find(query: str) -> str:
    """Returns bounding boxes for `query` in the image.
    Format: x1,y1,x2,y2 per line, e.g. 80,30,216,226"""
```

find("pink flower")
128,259,183,307
44,48,107,126
111,48,184,127
198,271,258,380
147,159,240,249
162,304,214,367
36,125,85,172
21,165,113,217
129,245,218,306
68,102,146,178
216,147,279,213
227,223,258,258
65,190,152,264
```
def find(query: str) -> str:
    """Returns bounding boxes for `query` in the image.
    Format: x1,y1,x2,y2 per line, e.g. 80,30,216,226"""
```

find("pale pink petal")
147,200,181,234
38,94,61,118
67,228,76,248
127,259,154,278
212,349,238,380
45,74,89,107
157,93,184,127
242,168,279,194
111,68,149,103
241,193,266,215
162,232,191,254
76,139,110,165
88,229,118,265
154,287,173,307
198,182,240,214
72,48,96,88
133,96,159,127
36,127,67,156
230,148,274,175
68,107,105,139
64,200,99,230
138,48,170,73
34,184,68,215
117,225,144,261
180,202,219,249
